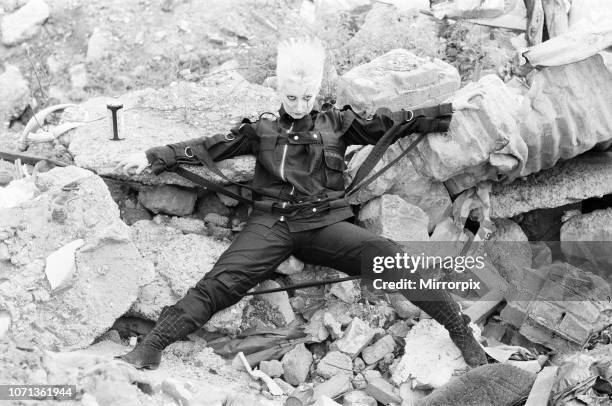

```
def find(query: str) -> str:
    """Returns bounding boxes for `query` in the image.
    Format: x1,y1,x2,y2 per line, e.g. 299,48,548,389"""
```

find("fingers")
466,90,485,102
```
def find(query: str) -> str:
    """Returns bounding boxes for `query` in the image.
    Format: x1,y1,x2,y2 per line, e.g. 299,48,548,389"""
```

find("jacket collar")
278,105,317,133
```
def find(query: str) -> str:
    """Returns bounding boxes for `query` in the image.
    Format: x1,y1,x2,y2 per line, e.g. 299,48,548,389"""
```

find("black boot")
412,292,488,368
115,306,197,370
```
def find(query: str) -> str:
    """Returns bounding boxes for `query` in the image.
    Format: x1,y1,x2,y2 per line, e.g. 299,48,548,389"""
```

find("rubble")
276,255,305,275
358,194,429,242
336,48,460,114
316,351,353,378
86,27,111,62
560,207,612,270
0,0,49,46
138,184,197,216
260,360,284,378
330,318,376,359
281,343,313,386
391,319,474,388
361,335,395,365
340,4,444,71
0,166,154,349
44,238,84,291
364,373,402,404
342,390,377,406
67,72,279,186
255,280,296,325
0,64,30,126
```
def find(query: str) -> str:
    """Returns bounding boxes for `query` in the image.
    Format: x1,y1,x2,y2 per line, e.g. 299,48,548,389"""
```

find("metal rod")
244,275,361,296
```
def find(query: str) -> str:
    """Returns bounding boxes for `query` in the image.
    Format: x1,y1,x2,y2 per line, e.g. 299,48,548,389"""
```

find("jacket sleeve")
339,103,454,145
144,120,259,175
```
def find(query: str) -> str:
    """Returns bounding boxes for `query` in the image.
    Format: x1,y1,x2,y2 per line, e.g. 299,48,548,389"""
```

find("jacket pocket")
322,149,346,190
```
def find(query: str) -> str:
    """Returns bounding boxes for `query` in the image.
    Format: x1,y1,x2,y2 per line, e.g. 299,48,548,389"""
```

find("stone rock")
329,279,361,304
67,75,279,186
86,27,111,62
216,185,240,207
361,335,395,365
313,374,352,401
391,319,472,388
0,310,10,338
128,220,249,333
358,194,429,242
203,212,229,227
337,49,459,115
312,395,342,406
560,208,612,270
0,166,154,349
138,185,197,216
317,351,353,379
121,207,152,226
352,373,367,390
323,312,343,339
44,239,84,291
485,218,532,284
259,360,283,378
281,343,313,386
272,377,295,395
346,142,451,233
275,255,304,275
491,153,612,218
0,0,49,46
167,216,207,235
69,63,88,91
0,64,30,125
255,280,295,325
364,375,402,405
330,318,376,359
388,320,411,339
343,390,377,406
340,4,444,74
196,193,231,218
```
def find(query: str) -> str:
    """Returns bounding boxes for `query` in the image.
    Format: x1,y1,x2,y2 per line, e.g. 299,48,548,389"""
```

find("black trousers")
173,218,455,327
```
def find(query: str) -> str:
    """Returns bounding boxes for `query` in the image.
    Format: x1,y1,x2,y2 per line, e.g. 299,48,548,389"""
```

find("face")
279,78,320,119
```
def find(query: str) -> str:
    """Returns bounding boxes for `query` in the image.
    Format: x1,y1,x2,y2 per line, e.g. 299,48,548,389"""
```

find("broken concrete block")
255,280,295,325
259,360,283,378
272,377,295,395
0,64,30,125
391,319,472,388
276,255,305,275
330,318,376,359
312,395,342,406
364,375,402,405
560,207,612,270
281,343,313,386
323,312,343,340
329,279,361,304
346,142,452,233
317,351,353,379
45,239,85,291
485,218,533,284
340,8,449,97
342,390,377,406
1,0,49,46
139,185,197,216
358,195,429,242
491,153,612,218
86,27,111,62
362,335,396,365
313,375,352,402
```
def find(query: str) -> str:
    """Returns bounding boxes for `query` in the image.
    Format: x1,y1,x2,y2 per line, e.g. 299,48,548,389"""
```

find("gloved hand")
114,152,149,175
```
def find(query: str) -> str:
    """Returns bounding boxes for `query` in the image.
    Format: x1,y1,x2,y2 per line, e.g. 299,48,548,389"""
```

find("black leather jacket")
145,103,453,231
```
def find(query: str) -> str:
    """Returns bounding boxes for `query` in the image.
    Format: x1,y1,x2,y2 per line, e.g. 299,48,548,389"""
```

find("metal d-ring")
184,146,194,158
405,110,414,122
224,133,236,141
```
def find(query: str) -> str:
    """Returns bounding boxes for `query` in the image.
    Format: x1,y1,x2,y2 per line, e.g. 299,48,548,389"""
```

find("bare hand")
114,152,149,175
450,89,485,111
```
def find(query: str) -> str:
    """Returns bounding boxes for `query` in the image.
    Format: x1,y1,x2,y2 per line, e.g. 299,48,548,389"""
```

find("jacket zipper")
280,123,293,181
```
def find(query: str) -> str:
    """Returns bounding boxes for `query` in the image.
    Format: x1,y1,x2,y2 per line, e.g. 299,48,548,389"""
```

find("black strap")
345,131,427,196
172,166,254,205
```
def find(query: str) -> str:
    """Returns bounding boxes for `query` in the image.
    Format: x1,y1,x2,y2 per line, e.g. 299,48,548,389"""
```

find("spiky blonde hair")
276,37,326,86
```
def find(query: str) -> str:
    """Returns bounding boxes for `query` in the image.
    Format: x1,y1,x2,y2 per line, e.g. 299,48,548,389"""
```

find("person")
114,37,487,370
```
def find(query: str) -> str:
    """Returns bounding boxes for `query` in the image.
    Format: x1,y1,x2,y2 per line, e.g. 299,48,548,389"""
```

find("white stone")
391,319,474,388
86,27,110,62
1,0,49,46
45,239,84,291
256,280,296,325
69,64,88,90
0,310,10,338
330,318,376,359
0,64,30,125
276,255,305,275
358,194,429,242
